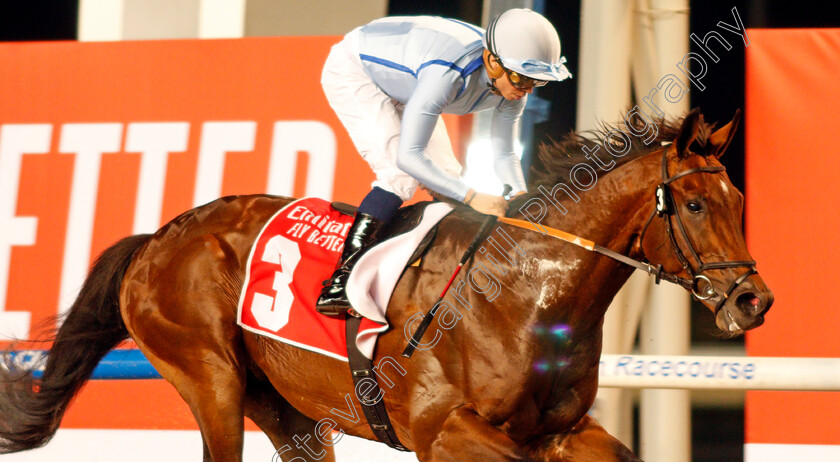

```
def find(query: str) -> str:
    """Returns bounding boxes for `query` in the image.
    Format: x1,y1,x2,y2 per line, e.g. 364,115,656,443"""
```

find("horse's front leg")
416,407,530,461
529,415,642,462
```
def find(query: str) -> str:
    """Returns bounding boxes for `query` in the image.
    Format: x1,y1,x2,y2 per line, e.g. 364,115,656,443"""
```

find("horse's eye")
686,201,703,214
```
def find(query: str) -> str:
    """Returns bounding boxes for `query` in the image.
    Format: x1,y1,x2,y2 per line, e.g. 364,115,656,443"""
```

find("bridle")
497,146,758,315
639,147,757,314
405,145,762,355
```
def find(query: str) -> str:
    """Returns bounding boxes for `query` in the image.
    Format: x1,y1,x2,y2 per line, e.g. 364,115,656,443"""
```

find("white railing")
599,354,840,391
8,350,840,391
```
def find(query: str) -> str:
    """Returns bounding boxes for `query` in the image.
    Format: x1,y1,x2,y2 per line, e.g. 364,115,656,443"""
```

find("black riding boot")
316,212,386,317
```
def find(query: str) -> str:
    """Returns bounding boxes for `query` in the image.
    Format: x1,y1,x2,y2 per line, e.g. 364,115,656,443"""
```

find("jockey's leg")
316,187,401,316
529,415,642,462
319,31,411,317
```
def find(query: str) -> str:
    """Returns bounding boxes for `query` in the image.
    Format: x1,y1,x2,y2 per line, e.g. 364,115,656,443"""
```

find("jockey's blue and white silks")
321,16,529,201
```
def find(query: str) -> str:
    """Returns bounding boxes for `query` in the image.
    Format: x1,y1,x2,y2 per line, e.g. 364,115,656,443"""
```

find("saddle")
332,200,441,268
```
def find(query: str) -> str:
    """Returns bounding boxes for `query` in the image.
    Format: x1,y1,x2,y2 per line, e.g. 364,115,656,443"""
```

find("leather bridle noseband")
639,147,757,314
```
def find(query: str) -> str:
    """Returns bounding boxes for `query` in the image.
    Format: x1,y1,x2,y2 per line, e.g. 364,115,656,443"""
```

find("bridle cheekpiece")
640,147,757,314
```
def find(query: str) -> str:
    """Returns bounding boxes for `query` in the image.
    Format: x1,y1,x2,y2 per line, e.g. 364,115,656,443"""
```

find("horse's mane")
509,111,716,213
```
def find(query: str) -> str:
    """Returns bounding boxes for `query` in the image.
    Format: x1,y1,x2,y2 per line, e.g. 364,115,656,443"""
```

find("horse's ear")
708,109,741,158
674,108,702,157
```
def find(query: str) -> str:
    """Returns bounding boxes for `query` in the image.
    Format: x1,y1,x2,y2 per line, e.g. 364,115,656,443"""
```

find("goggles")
504,66,548,89
493,54,547,89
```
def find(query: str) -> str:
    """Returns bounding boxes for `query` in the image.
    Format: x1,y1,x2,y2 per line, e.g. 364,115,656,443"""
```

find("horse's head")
639,108,773,335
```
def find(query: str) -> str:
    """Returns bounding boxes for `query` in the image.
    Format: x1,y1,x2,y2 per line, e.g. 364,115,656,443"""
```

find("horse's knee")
271,440,336,462
531,415,641,462
419,407,528,462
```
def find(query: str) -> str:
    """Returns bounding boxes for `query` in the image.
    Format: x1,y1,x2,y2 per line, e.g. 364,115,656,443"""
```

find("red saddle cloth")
236,197,386,362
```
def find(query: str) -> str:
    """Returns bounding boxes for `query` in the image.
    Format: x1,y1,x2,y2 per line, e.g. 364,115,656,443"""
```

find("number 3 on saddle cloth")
237,197,453,361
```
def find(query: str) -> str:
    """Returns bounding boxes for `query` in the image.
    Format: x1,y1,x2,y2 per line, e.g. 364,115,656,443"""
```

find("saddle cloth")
237,197,453,360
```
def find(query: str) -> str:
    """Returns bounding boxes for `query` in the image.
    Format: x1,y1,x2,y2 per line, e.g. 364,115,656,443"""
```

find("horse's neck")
521,150,661,328
544,151,658,256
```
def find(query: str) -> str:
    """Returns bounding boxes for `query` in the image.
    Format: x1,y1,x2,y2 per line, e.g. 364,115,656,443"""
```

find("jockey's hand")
465,189,508,216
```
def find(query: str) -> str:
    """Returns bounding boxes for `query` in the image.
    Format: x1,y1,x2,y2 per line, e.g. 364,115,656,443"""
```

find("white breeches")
320,31,462,201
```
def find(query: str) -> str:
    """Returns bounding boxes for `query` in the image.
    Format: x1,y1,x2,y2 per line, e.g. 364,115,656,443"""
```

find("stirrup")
315,304,343,317
315,303,361,318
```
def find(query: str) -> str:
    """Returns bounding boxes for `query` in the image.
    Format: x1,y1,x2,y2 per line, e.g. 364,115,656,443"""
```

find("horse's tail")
0,234,152,454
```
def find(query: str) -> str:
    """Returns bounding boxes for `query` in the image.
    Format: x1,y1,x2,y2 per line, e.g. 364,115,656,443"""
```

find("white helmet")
482,8,572,82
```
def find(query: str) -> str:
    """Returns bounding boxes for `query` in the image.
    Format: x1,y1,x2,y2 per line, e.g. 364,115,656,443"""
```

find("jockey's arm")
395,75,471,201
395,74,510,216
490,99,528,196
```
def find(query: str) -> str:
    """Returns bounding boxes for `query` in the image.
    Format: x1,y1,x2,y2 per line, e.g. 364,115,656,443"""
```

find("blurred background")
1,1,838,461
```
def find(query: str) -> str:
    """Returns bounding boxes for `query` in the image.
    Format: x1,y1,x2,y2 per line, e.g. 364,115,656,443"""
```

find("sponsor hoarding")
0,37,463,460
745,28,840,460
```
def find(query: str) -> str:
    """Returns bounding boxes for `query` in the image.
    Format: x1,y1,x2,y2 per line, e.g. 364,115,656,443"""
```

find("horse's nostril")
736,292,762,314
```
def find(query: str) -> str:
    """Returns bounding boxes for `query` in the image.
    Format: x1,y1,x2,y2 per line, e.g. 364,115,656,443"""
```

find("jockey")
316,8,572,316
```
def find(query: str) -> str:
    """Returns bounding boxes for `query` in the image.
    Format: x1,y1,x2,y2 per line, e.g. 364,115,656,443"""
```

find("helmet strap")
487,78,501,96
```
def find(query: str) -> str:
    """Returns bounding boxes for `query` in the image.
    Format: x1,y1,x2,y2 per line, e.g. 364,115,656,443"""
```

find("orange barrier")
0,37,468,432
745,28,840,458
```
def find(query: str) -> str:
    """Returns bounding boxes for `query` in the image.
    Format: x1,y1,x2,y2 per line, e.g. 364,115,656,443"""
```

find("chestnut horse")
0,109,772,461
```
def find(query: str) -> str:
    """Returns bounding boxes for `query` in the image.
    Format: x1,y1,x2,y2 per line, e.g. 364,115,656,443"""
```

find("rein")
497,216,699,292
500,148,758,312
402,150,759,360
